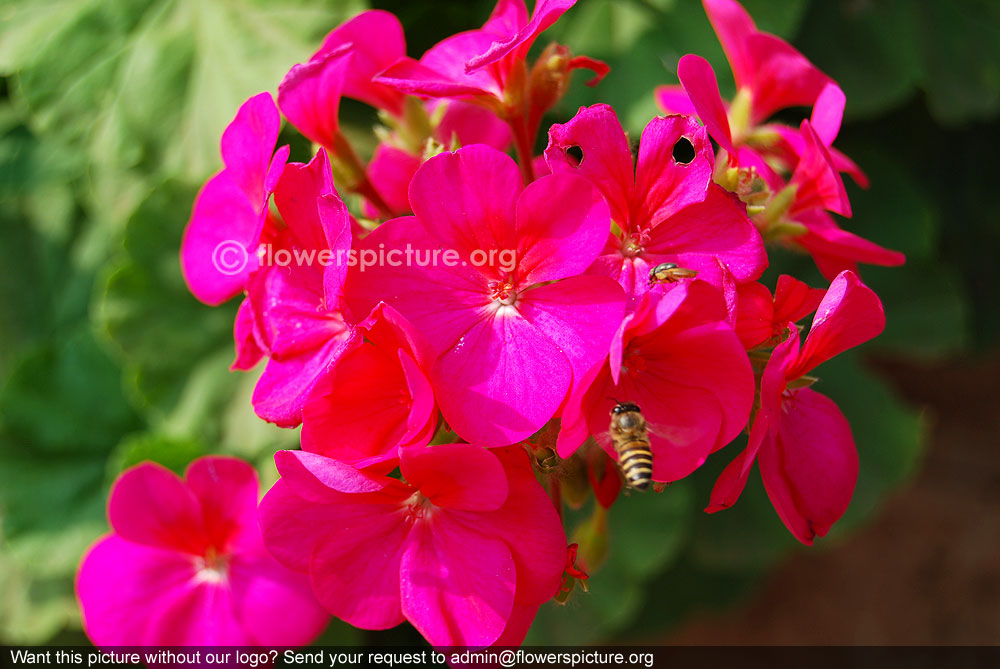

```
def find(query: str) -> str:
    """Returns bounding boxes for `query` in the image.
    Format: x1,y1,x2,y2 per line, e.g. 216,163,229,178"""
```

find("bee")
648,262,698,286
609,402,653,491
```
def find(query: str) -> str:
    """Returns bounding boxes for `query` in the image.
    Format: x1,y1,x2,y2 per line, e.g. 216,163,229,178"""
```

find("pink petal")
516,276,625,392
465,0,577,73
258,479,341,573
341,218,493,361
274,450,403,501
451,446,566,605
248,261,356,426
272,150,336,253
307,503,410,630
408,145,521,270
366,143,422,216
147,579,248,645
107,463,208,555
788,270,885,379
654,84,697,116
180,171,262,306
758,387,858,544
789,120,851,218
220,92,284,204
702,0,756,87
633,114,715,228
278,44,351,151
228,551,330,646
432,308,572,446
184,457,259,554
811,82,846,146
643,184,767,284
493,603,539,646
676,54,734,154
649,322,755,451
400,444,508,512
744,33,831,123
400,515,516,647
734,281,774,349
483,0,530,37
706,414,774,513
375,55,498,103
514,173,611,285
794,210,905,280
315,10,407,115
232,297,265,371
434,100,512,149
76,535,198,646
545,104,635,227
251,331,355,427
301,343,433,462
772,274,825,325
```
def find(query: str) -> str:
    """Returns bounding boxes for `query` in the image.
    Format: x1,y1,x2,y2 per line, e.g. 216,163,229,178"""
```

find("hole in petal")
672,137,695,164
565,145,584,167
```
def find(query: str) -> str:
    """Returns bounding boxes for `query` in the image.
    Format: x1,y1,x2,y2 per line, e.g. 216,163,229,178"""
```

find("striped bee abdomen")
616,438,653,491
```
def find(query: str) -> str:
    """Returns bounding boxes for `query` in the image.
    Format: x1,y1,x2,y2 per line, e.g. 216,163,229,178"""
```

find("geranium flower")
345,144,625,446
180,92,288,305
708,270,885,544
258,444,566,647
376,0,606,182
557,280,755,482
76,457,328,645
545,104,766,304
659,0,830,136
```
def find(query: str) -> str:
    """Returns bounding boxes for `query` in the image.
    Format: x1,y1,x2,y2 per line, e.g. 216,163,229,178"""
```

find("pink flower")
258,445,566,647
376,0,606,182
557,280,755,482
301,302,438,464
76,457,328,646
180,93,289,305
545,104,766,304
667,54,904,279
345,144,625,446
660,0,830,129
376,0,591,109
708,270,886,544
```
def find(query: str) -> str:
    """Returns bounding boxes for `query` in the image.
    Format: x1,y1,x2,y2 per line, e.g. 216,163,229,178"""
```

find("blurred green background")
1,0,997,645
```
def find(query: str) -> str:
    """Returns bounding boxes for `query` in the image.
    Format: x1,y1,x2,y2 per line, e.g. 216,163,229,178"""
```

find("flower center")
620,232,645,258
621,347,648,379
405,491,435,522
489,279,517,305
194,546,228,583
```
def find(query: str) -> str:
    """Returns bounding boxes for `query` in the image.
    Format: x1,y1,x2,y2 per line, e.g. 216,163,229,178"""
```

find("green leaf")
3,0,367,220
95,180,238,420
0,329,141,454
106,431,206,477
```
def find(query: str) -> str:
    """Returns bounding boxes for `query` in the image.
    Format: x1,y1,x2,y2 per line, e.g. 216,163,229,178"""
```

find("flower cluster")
79,0,901,648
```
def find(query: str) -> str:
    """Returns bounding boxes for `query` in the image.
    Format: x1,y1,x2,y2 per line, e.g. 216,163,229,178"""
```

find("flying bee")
609,402,653,491
648,262,698,286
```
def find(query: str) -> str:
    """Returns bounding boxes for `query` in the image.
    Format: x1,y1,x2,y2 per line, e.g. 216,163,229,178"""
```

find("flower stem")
510,115,537,185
